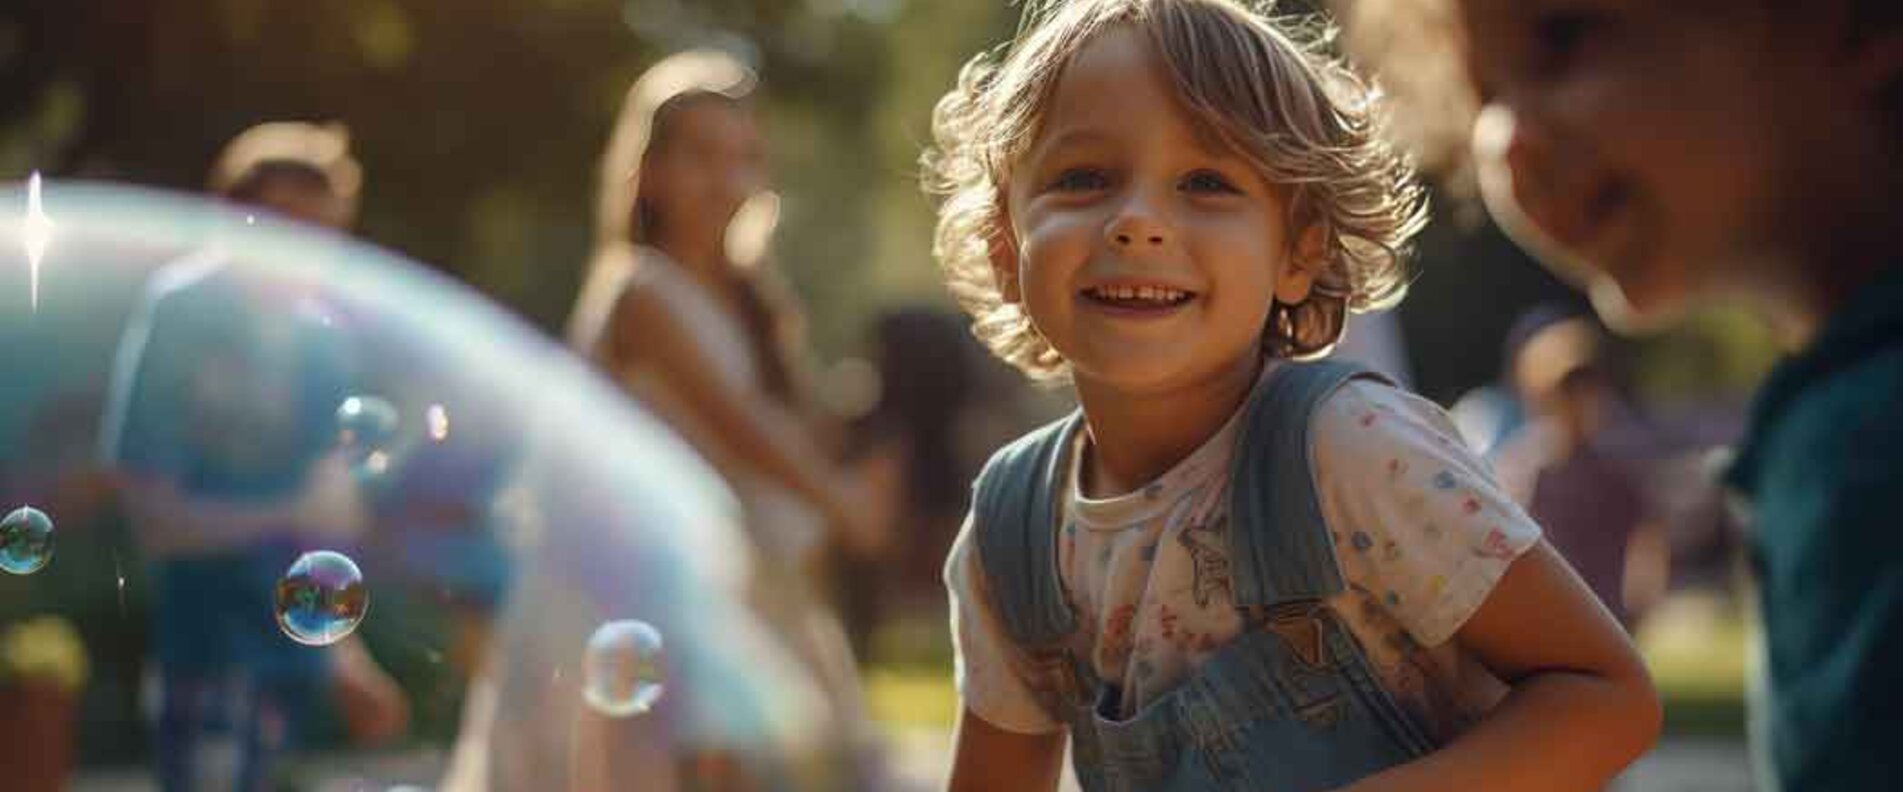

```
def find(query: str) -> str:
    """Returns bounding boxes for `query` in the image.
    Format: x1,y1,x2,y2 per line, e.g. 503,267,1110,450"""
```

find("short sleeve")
944,514,1064,735
1312,379,1541,647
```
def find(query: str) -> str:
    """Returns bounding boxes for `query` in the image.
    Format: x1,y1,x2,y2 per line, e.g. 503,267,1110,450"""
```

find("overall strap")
971,411,1086,649
1228,360,1388,608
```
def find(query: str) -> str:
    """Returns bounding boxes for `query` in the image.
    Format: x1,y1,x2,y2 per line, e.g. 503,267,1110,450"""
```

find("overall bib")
973,362,1439,791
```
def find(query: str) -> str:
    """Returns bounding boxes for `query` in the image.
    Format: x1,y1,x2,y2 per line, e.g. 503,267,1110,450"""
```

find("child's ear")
1275,224,1325,305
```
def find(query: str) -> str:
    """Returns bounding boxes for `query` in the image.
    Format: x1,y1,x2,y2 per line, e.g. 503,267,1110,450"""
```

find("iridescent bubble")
582,620,666,717
274,550,368,646
336,395,400,476
0,506,53,575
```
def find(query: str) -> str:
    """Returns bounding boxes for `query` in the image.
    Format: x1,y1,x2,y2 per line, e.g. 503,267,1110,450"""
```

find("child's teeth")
1089,285,1190,303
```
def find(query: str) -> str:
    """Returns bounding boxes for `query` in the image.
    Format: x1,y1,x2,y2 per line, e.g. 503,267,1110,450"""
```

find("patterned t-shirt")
946,365,1542,739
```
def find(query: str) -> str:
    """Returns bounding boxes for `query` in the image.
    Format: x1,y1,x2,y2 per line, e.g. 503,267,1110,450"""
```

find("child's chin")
1074,354,1229,394
1587,276,1690,336
1529,242,1692,336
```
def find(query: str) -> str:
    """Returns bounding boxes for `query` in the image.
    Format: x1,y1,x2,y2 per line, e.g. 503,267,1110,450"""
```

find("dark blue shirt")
1727,264,1903,790
106,256,356,679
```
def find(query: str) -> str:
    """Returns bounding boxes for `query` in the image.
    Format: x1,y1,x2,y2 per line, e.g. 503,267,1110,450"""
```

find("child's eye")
1181,170,1241,195
1050,168,1110,192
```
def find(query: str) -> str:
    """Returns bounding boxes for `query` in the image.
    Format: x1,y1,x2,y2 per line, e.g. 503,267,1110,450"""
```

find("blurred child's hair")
208,121,362,203
923,0,1427,383
1326,0,1472,180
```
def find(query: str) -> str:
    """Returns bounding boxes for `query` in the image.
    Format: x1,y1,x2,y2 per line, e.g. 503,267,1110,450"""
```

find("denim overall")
973,362,1439,791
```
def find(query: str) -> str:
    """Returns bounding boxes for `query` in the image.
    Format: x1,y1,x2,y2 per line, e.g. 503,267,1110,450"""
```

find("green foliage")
0,615,89,692
1,0,978,354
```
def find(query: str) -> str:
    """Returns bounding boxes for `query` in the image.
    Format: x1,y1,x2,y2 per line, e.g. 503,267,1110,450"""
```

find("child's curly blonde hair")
922,0,1428,382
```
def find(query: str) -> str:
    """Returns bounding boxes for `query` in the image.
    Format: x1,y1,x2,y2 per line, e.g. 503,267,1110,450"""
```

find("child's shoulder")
961,409,1084,564
1747,344,1903,485
973,410,1084,492
1733,275,1903,496
1301,372,1490,484
1308,373,1464,445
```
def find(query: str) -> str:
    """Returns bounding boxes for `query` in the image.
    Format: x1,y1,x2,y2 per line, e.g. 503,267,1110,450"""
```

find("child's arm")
1338,541,1661,792
947,707,1066,792
942,516,1070,792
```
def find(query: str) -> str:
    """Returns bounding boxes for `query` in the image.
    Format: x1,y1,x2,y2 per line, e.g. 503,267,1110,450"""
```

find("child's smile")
1079,279,1197,313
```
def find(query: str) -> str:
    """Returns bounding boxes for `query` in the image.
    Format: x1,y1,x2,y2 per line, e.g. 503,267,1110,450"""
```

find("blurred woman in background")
563,47,885,780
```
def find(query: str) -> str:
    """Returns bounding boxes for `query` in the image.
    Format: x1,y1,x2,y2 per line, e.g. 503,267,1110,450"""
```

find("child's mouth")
1079,284,1196,313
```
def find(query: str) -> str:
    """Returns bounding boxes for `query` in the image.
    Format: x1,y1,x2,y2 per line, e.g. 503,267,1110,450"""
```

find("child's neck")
1768,154,1903,348
1760,244,1901,350
1072,354,1263,499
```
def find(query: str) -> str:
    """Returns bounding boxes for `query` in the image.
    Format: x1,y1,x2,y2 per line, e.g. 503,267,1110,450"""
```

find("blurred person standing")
564,49,885,780
567,50,882,569
101,121,407,791
1492,308,1668,629
834,307,990,655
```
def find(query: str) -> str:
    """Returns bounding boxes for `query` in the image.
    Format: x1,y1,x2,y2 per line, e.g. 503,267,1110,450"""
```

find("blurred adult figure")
564,49,884,780
1492,308,1669,629
101,121,406,791
835,307,980,653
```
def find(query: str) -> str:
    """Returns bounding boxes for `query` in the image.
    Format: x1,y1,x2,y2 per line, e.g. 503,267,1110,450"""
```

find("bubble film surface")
0,181,877,790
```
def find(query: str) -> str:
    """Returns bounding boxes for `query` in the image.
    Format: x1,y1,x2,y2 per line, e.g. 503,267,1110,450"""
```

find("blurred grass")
866,666,960,732
864,592,1751,737
1635,593,1751,738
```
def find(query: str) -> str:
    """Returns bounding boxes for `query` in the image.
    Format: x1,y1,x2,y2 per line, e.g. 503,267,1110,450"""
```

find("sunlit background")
3,1,1779,789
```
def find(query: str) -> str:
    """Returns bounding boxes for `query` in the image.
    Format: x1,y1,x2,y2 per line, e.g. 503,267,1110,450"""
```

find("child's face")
998,27,1313,394
1459,0,1866,327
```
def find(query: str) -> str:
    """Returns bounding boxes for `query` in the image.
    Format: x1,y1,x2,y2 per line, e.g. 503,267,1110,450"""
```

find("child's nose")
1105,205,1168,249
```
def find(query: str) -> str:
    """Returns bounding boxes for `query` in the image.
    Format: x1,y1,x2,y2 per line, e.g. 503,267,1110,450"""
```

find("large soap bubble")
2,181,878,790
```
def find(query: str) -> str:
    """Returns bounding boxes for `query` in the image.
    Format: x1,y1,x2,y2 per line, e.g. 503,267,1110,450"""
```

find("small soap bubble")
582,620,666,717
336,395,400,476
275,550,367,646
0,506,53,575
